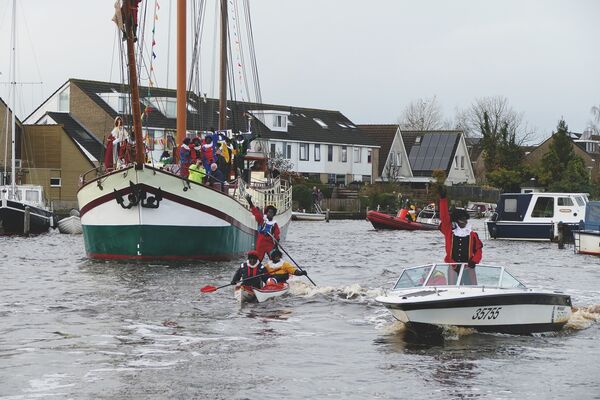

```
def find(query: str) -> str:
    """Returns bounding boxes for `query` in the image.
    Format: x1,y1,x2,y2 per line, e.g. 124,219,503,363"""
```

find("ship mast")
9,0,16,194
218,0,228,131
122,1,145,169
176,0,186,145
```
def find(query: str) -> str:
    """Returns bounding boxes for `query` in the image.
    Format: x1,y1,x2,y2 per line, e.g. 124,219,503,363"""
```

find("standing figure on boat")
231,250,269,289
111,116,129,168
438,186,483,285
245,194,280,261
264,249,307,283
179,137,193,178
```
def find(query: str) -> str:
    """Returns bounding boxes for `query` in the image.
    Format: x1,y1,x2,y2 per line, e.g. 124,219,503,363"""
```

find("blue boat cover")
584,201,600,229
495,194,532,221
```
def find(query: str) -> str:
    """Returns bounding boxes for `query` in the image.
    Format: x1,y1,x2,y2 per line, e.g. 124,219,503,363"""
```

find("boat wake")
564,304,600,330
288,280,385,303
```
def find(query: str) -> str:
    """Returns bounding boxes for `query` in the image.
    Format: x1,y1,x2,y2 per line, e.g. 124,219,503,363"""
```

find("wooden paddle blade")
200,285,218,293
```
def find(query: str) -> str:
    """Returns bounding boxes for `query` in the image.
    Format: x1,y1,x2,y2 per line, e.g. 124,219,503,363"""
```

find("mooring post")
326,209,330,223
24,206,31,235
557,221,564,249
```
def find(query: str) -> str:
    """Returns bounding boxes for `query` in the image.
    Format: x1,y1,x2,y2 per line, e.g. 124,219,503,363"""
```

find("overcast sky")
0,0,598,143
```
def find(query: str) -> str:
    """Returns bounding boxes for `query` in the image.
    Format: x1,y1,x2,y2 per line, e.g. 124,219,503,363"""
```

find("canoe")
234,282,290,304
367,210,438,231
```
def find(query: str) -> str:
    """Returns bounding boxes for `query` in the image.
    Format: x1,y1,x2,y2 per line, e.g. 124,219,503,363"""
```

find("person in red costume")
438,185,483,285
245,194,280,261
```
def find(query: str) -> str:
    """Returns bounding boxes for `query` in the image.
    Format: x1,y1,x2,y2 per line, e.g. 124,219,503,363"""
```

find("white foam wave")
288,280,385,302
565,304,600,330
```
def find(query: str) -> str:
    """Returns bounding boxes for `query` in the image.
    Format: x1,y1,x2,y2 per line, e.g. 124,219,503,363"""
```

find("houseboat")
486,192,588,241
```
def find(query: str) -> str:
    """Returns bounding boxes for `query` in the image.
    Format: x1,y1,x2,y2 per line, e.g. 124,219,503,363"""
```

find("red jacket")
251,206,280,260
439,197,483,265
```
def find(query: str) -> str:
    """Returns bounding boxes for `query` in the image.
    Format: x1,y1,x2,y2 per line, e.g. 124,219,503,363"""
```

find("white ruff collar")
269,260,284,271
247,260,259,268
263,216,276,225
453,223,472,237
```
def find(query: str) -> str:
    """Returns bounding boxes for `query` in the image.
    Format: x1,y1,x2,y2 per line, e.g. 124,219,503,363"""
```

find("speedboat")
234,282,290,304
376,263,572,335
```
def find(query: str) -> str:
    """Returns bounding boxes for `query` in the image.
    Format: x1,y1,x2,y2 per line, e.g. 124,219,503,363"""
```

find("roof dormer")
249,110,290,132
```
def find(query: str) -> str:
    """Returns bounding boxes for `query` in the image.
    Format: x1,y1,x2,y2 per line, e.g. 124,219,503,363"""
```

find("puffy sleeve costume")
251,206,280,261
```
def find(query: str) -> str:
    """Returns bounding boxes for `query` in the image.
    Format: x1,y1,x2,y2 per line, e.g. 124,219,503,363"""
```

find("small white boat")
234,282,290,304
376,263,572,335
573,201,600,256
292,211,326,221
57,211,83,234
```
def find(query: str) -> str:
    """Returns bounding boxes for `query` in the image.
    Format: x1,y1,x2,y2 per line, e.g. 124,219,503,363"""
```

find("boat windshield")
393,265,433,289
394,263,526,289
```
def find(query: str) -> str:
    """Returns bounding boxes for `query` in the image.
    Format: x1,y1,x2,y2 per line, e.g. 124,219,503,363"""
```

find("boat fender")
491,225,497,239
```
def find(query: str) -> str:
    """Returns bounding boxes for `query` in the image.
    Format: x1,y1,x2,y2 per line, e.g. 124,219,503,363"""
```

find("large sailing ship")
77,0,292,260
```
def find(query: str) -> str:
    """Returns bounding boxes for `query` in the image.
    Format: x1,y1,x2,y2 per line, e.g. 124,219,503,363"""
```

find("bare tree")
399,96,445,130
588,105,600,135
455,96,532,144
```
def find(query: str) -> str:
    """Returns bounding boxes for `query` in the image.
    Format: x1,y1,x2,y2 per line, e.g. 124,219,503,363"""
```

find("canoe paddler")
231,250,269,289
245,194,280,261
264,249,307,284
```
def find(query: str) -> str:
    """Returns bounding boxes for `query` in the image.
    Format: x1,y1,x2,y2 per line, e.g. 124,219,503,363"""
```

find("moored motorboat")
235,282,290,304
58,211,83,234
292,211,326,221
487,192,588,241
573,201,600,256
376,263,572,335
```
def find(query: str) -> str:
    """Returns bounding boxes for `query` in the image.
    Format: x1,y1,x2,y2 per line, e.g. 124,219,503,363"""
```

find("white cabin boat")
573,201,600,256
376,263,572,335
487,192,588,241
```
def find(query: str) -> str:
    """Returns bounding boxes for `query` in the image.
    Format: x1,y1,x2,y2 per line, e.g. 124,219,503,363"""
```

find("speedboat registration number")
472,307,502,320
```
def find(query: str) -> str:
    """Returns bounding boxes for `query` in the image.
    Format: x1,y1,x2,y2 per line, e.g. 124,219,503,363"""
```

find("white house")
360,125,476,185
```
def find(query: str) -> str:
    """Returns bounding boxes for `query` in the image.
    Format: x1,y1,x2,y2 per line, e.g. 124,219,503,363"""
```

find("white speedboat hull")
380,290,571,334
377,263,572,335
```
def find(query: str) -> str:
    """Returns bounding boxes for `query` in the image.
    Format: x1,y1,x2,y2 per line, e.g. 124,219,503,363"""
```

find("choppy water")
1,219,599,399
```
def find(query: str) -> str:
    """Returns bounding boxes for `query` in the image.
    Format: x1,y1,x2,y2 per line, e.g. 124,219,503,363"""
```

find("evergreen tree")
538,119,590,192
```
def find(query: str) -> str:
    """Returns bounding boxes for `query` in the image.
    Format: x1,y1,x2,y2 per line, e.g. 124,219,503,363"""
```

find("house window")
353,147,361,163
58,90,69,112
273,115,285,128
313,118,328,129
314,144,321,161
340,146,348,162
270,143,276,158
50,178,61,187
328,145,333,162
461,156,465,169
327,174,336,184
455,156,459,169
118,96,127,114
367,149,372,164
299,143,309,161
285,143,292,159
397,152,402,167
